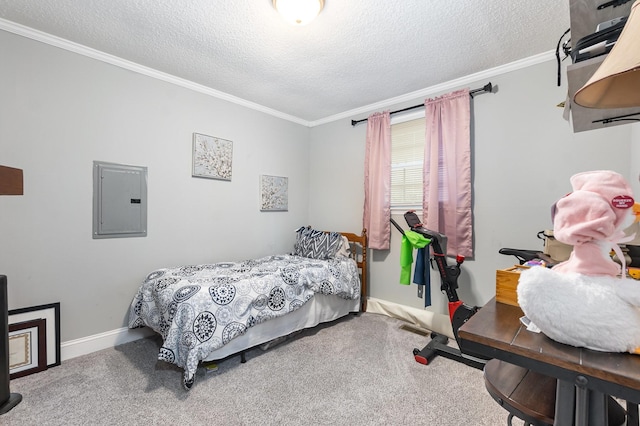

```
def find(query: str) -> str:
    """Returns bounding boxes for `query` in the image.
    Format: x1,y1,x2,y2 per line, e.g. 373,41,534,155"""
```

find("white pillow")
335,236,351,258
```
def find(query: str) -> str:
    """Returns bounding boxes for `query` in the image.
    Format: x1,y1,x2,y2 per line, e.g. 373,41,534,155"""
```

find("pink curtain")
363,111,391,250
423,89,473,258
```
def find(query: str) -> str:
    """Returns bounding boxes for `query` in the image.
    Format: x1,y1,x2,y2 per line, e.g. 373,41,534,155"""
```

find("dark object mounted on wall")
0,166,23,195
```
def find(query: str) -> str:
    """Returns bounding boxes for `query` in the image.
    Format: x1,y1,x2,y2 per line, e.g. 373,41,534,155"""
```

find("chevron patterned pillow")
293,226,343,260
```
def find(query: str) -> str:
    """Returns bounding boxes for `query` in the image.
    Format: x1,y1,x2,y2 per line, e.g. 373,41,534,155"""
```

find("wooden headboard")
339,229,368,312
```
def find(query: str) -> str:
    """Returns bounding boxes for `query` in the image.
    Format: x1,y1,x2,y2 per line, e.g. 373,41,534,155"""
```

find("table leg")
555,380,576,426
587,391,607,426
570,377,609,426
574,385,589,426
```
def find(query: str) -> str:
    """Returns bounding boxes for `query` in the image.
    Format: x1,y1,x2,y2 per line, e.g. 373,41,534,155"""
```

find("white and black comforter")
128,254,360,382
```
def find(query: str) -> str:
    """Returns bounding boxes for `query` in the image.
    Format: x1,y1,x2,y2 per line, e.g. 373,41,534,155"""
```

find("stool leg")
507,413,533,426
507,413,522,426
628,401,639,426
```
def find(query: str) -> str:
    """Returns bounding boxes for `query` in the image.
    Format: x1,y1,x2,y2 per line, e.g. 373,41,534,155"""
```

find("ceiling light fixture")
574,0,640,108
273,0,325,26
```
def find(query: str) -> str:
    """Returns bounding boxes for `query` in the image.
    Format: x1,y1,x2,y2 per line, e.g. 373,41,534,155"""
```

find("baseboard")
60,298,454,362
61,326,155,361
366,297,454,339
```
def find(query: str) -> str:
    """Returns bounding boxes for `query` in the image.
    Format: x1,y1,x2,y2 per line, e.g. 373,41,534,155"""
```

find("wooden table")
458,298,640,426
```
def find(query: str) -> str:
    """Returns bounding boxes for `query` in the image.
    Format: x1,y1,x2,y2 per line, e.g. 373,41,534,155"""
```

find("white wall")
0,30,310,341
2,27,637,349
309,59,633,319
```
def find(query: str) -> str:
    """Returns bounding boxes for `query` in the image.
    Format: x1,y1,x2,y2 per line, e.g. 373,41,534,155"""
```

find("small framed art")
260,175,288,211
9,302,61,368
192,133,233,181
9,318,47,379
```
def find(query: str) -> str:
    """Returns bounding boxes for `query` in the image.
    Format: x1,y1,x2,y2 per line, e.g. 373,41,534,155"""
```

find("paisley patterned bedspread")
128,254,361,381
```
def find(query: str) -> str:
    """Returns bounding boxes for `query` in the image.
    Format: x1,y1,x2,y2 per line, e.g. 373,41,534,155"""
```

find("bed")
128,227,367,389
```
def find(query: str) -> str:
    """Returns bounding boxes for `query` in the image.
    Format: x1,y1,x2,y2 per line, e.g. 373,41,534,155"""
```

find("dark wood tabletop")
458,298,640,404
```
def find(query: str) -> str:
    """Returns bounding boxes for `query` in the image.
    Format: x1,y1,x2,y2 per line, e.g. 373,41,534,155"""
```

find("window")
391,115,448,211
391,117,425,210
389,91,471,257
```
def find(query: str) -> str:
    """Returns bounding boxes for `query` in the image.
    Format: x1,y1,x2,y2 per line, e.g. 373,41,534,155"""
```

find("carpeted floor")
2,312,510,425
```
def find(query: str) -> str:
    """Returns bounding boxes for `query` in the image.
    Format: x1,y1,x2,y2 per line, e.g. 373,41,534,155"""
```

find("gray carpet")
2,313,510,425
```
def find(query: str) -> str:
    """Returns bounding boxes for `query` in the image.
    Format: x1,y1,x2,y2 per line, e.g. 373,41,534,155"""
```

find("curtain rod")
350,82,494,126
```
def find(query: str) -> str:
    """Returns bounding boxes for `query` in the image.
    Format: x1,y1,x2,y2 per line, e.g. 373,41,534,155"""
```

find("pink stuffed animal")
552,170,634,276
517,170,640,354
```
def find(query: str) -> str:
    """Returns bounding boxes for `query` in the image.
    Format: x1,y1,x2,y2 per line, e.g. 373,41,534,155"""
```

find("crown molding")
0,18,310,127
309,50,556,127
1,18,554,129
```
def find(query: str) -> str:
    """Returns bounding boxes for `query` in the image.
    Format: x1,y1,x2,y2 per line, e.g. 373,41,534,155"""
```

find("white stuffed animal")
517,170,640,354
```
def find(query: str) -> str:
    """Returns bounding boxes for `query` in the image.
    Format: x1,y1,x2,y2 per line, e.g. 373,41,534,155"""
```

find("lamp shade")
574,0,640,108
273,0,324,26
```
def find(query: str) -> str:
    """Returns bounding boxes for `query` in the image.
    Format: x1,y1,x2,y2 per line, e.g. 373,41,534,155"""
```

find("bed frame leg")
240,351,246,363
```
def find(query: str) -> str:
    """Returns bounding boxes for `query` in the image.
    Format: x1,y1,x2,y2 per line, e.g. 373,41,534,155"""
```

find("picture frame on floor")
8,318,47,379
9,302,61,368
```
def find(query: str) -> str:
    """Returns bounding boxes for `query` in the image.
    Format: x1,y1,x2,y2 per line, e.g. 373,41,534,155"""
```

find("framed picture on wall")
192,133,233,181
260,175,288,211
9,318,47,379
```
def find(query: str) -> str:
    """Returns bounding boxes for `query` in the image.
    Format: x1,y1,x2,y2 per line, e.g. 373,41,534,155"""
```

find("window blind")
391,118,425,208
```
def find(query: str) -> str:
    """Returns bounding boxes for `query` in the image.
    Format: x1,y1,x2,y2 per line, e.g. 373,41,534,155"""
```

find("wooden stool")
485,359,555,425
484,359,626,426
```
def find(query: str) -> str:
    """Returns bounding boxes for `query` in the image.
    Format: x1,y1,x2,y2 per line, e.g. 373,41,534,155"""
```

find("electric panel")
93,161,147,239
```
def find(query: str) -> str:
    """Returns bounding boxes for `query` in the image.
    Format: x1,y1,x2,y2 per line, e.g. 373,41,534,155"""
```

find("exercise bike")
391,211,489,370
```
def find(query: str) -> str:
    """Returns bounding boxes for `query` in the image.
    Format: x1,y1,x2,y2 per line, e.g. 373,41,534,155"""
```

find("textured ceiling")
0,0,570,124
